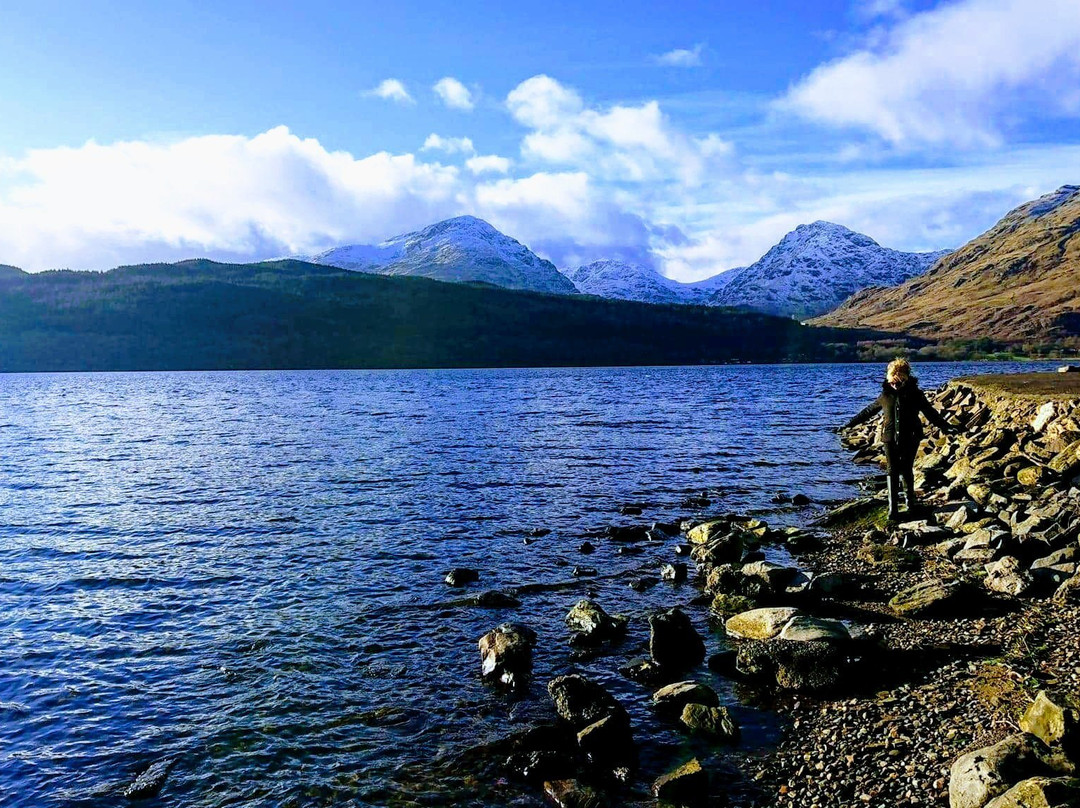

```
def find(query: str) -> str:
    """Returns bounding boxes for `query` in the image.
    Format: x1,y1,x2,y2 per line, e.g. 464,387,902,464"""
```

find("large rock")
777,615,851,643
1048,440,1080,477
1054,574,1080,604
565,599,627,644
479,623,537,686
576,713,634,768
949,733,1054,808
653,758,708,804
1017,466,1047,487
543,779,609,808
652,680,720,710
649,608,706,670
1020,692,1080,758
724,607,801,640
710,593,758,617
679,703,739,740
690,535,744,566
445,568,480,586
548,675,627,729
686,519,729,545
741,560,799,592
1032,402,1056,432
984,777,1080,808
985,556,1035,597
736,639,848,691
889,580,956,617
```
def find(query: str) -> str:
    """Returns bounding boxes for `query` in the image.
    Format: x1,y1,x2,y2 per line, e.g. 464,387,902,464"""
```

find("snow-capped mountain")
709,222,950,319
563,259,739,305
300,216,578,295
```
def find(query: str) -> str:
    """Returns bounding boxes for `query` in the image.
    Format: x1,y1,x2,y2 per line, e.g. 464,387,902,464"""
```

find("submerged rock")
649,608,706,671
479,623,537,686
472,590,522,608
653,758,708,804
543,779,608,808
445,568,480,587
547,675,627,729
123,757,176,800
576,712,634,768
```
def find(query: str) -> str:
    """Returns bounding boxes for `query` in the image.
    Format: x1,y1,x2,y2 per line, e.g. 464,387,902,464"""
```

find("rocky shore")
456,372,1080,808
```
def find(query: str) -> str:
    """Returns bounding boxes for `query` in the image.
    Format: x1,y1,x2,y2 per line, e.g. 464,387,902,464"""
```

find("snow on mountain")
301,216,578,295
708,221,950,319
563,260,740,305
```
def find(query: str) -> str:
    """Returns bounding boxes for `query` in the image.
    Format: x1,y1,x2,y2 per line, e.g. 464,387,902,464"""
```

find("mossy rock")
709,593,758,617
856,542,920,569
818,497,889,530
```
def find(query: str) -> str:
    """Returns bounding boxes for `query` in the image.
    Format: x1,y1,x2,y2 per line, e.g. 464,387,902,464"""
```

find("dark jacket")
845,377,950,445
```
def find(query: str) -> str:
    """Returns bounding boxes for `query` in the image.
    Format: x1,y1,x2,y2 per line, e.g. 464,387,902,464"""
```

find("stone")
571,566,597,577
725,607,801,640
653,758,708,804
947,504,979,530
1032,402,1056,432
1054,574,1080,604
649,608,706,670
968,483,993,506
628,576,659,591
620,504,643,515
505,748,576,784
576,713,633,767
618,658,666,685
565,599,627,644
472,590,522,608
673,543,692,556
709,593,757,617
578,541,596,554
686,519,728,545
479,623,537,686
703,564,743,595
679,703,740,740
1049,440,1080,477
949,733,1054,808
777,615,850,643
741,560,799,591
544,779,608,808
1018,466,1047,487
652,680,720,710
123,758,175,799
547,675,626,729
984,777,1080,808
689,535,744,566
809,572,851,597
792,493,811,506
445,568,479,586
1020,692,1080,757
660,562,688,582
606,524,649,542
984,556,1034,597
736,639,847,691
889,580,955,617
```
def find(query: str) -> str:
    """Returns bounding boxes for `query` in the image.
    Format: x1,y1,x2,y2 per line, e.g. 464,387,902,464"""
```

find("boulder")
1020,692,1080,758
686,519,729,545
889,580,956,617
725,607,801,640
606,524,649,542
578,541,596,554
618,658,666,685
968,483,993,506
543,779,608,808
565,599,627,644
660,562,688,582
689,535,744,566
741,560,799,591
1053,574,1080,604
984,556,1034,597
628,575,659,591
649,608,706,671
445,568,479,586
1017,466,1047,487
709,593,758,617
123,758,175,799
983,776,1080,808
1032,402,1056,433
547,675,627,729
777,615,851,643
652,680,720,710
576,713,634,767
472,590,522,608
949,733,1054,808
505,748,577,784
679,703,740,741
1048,440,1080,477
479,623,537,686
793,493,812,506
736,639,847,691
653,758,708,804
703,564,743,596
946,503,980,530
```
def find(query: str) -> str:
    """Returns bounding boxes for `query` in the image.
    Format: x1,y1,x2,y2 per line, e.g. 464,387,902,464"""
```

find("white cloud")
782,0,1080,148
433,77,475,110
366,78,414,105
506,75,584,129
422,134,475,155
465,155,511,175
654,44,704,67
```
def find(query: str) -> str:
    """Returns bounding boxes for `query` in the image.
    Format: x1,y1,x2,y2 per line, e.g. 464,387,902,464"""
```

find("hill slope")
301,216,578,295
709,221,948,319
0,259,888,372
562,260,736,305
814,186,1080,342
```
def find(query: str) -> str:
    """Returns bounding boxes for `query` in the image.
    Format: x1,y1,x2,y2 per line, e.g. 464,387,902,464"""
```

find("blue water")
0,362,1061,807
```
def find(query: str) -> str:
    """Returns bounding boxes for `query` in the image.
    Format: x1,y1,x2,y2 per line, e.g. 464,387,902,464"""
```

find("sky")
1,0,1079,279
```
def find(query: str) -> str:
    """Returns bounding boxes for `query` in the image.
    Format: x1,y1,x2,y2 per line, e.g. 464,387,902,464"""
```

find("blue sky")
1,0,1078,277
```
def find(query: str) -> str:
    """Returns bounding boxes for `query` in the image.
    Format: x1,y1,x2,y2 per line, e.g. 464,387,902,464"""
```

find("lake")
0,361,1062,807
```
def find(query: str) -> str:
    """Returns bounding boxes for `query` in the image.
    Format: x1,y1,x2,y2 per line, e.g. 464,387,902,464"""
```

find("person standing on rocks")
844,358,956,519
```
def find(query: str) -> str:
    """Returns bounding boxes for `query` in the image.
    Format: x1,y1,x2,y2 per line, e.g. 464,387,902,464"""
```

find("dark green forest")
0,259,892,372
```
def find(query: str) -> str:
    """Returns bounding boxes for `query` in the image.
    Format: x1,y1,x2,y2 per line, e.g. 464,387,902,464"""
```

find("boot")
903,470,918,514
887,475,901,520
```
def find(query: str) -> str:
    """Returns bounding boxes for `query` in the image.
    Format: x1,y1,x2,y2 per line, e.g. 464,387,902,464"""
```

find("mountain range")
307,217,949,320
814,185,1080,343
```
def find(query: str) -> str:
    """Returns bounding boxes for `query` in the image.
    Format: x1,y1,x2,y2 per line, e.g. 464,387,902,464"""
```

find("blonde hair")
886,357,911,384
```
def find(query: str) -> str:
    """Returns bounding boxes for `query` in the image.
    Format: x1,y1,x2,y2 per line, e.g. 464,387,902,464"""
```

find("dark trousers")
884,440,918,511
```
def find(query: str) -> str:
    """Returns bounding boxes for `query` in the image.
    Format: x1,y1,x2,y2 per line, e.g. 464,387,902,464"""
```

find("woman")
844,358,956,519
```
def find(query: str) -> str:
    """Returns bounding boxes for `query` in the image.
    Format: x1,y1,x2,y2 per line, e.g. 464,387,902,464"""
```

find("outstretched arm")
843,399,882,430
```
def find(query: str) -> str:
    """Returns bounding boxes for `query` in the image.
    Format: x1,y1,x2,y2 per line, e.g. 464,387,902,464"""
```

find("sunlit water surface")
0,362,1061,807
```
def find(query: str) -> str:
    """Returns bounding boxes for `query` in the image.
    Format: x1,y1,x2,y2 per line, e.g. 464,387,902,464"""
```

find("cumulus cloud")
654,44,704,67
465,155,511,175
433,77,475,110
781,0,1080,147
506,74,732,185
422,134,475,154
366,78,414,105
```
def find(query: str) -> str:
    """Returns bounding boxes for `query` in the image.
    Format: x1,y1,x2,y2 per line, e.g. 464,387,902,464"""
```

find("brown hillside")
813,185,1080,342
